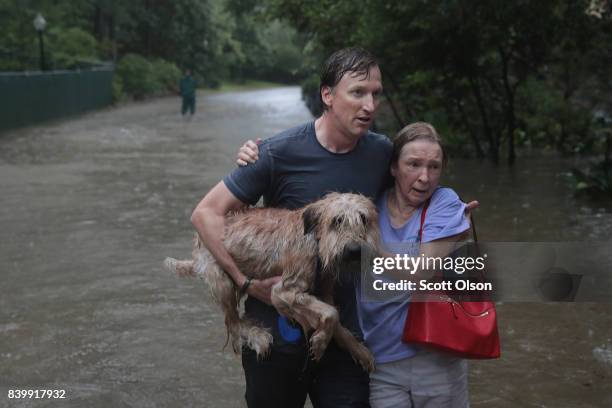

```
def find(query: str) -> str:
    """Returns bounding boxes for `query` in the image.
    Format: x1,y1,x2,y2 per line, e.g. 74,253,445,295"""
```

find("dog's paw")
309,330,332,361
245,327,273,359
351,342,375,373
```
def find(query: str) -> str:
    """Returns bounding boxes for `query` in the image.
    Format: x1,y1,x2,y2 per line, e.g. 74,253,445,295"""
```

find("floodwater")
1,87,611,407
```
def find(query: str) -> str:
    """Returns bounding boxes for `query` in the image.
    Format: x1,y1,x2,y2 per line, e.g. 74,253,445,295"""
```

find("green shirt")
179,75,197,98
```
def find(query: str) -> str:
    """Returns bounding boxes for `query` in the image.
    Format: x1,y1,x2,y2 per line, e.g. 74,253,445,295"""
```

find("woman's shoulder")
429,187,463,207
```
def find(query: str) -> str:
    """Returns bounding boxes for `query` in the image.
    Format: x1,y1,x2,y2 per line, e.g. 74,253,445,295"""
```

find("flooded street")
1,87,611,407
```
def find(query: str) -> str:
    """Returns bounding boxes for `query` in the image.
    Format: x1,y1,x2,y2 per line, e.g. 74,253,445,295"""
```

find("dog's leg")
271,281,339,361
269,255,341,360
333,325,375,373
317,275,375,373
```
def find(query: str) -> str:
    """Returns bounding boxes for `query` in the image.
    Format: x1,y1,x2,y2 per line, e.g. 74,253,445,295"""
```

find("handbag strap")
458,196,479,244
470,212,478,243
418,199,431,242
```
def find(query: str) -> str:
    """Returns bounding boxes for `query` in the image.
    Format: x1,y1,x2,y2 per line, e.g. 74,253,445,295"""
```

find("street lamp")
33,13,47,71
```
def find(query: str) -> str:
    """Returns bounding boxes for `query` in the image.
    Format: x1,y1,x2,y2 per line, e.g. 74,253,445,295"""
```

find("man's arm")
191,181,280,304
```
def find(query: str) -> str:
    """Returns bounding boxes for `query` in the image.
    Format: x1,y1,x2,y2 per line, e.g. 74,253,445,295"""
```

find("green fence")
0,67,113,132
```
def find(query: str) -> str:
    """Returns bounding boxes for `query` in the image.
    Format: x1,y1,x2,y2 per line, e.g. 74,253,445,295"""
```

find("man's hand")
236,138,261,166
246,276,282,305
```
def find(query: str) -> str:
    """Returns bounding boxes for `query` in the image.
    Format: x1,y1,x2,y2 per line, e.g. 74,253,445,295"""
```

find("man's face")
322,65,383,140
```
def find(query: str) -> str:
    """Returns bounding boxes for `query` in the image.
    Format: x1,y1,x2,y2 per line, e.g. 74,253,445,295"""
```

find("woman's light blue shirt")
357,187,470,364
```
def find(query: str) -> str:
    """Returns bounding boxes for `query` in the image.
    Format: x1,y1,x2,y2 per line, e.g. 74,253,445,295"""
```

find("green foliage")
301,73,322,116
517,76,595,153
269,0,611,167
111,73,125,103
250,20,305,82
116,54,156,99
152,59,181,93
115,54,180,99
0,0,98,70
517,77,566,148
572,160,612,196
48,27,100,69
0,0,303,86
222,2,307,84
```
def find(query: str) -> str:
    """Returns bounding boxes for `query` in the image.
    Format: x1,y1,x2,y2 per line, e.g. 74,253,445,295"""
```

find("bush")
111,74,125,103
301,73,322,117
115,54,182,99
152,59,181,93
116,54,157,99
572,160,612,197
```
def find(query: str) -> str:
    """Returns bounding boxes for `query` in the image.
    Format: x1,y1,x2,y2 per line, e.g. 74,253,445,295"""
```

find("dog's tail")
163,257,196,278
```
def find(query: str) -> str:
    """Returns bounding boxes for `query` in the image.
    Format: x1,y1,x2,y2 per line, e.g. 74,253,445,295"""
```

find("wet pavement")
1,87,611,407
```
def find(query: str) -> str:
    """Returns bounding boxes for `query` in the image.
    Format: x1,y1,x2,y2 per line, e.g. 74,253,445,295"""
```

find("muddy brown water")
1,87,611,407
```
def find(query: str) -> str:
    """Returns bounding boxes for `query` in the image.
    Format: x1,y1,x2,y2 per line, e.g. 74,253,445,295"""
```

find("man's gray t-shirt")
224,120,392,352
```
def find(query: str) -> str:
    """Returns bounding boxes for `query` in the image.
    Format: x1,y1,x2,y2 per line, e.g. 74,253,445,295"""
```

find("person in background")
179,69,197,118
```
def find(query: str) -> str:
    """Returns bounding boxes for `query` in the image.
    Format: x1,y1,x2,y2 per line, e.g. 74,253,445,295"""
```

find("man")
191,47,391,408
179,69,197,117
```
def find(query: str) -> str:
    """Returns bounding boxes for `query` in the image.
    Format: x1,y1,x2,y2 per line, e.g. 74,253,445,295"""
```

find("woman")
359,122,471,408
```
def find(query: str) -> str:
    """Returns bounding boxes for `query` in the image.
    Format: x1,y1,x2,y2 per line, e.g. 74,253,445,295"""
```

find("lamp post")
33,13,47,71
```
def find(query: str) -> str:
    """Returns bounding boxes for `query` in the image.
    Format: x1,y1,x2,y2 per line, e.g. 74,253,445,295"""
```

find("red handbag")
401,200,501,359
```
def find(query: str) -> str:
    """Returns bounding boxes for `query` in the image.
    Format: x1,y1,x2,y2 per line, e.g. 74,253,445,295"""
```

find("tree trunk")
383,67,416,119
499,47,516,165
382,88,405,131
469,76,498,163
456,98,485,158
93,6,102,40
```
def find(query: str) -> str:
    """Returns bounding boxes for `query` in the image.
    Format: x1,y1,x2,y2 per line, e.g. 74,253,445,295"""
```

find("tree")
268,0,611,165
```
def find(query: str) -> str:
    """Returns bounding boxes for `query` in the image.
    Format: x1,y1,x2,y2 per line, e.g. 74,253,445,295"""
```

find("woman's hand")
465,200,479,217
236,138,261,166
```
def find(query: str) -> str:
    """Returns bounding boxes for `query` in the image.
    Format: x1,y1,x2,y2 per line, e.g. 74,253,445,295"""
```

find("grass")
206,80,295,93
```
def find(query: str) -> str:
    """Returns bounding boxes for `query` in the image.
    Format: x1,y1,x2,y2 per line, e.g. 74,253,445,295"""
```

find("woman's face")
391,139,443,207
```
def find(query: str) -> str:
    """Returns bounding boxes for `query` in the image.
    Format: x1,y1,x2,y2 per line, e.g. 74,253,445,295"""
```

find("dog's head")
302,192,380,271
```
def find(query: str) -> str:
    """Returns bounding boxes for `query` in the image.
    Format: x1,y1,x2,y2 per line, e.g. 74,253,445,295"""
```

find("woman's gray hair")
391,122,448,168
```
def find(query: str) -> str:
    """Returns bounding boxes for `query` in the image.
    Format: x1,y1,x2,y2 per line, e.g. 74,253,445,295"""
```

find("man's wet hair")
319,47,379,111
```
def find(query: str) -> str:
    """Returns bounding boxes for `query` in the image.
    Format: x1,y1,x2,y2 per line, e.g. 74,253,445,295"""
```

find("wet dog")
164,192,379,372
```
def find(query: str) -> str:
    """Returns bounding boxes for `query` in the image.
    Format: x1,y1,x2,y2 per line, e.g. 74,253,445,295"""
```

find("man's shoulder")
260,122,313,151
365,130,392,144
362,131,393,151
356,131,392,161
